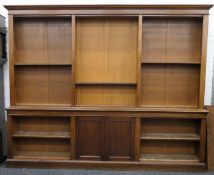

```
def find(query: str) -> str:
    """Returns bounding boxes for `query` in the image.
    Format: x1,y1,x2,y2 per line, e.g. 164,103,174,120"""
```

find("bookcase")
5,5,212,171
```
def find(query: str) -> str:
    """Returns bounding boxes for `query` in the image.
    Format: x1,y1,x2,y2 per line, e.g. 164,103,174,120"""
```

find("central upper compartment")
75,17,138,106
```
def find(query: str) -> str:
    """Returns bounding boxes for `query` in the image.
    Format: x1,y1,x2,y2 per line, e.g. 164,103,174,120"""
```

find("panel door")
77,117,104,160
105,117,135,161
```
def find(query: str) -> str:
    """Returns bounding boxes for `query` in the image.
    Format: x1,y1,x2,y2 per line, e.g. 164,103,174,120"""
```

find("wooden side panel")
141,65,166,106
198,118,206,163
134,117,141,161
77,117,104,161
167,18,202,63
207,106,214,170
9,15,15,105
142,18,167,63
70,117,76,160
76,85,136,106
199,15,209,108
105,117,134,161
7,115,14,158
137,15,142,106
71,15,76,105
15,66,71,105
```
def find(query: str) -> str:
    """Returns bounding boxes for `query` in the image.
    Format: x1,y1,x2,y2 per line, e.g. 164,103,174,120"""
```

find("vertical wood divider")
134,117,141,161
7,115,13,158
71,15,76,106
136,15,143,107
199,15,209,108
199,118,207,163
71,116,76,159
8,15,15,105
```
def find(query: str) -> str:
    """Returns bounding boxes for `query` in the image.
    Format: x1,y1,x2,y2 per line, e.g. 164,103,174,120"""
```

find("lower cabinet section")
77,117,135,161
6,110,208,171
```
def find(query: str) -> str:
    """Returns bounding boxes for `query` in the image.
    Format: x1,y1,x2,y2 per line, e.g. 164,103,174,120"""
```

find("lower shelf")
13,131,70,139
140,154,199,163
13,151,70,160
140,133,200,141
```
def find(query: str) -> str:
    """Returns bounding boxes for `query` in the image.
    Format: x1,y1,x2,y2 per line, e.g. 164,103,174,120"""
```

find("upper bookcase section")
4,5,213,15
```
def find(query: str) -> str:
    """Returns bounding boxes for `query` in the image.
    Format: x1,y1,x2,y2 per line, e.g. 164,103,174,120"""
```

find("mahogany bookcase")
4,4,213,171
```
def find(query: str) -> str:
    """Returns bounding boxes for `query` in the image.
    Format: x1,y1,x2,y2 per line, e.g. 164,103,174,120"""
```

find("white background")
0,0,214,107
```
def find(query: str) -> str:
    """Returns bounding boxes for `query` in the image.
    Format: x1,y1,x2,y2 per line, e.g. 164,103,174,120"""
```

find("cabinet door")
105,117,135,161
77,117,104,160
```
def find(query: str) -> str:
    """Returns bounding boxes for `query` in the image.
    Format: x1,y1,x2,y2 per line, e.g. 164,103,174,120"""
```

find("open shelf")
141,62,201,65
140,154,199,163
13,131,70,139
141,133,200,141
75,82,137,86
13,151,70,160
15,63,72,66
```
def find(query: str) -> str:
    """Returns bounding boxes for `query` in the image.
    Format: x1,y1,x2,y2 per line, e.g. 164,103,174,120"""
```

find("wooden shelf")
14,63,72,66
13,131,70,139
14,151,70,160
141,62,201,65
140,133,200,141
140,154,199,163
75,82,137,86
15,103,72,107
7,106,209,113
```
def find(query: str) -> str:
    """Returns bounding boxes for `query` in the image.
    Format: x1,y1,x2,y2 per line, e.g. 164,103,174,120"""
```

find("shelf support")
137,15,143,107
8,15,15,105
199,15,209,108
134,117,141,161
71,15,76,106
199,118,207,163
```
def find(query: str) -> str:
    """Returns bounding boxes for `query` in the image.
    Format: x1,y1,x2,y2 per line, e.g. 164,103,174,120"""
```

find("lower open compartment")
13,138,71,160
139,117,205,164
140,140,199,163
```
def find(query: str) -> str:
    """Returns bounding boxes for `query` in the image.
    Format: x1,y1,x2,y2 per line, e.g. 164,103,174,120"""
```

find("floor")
1,165,214,175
